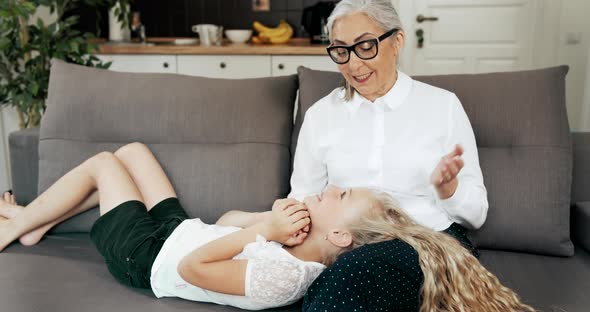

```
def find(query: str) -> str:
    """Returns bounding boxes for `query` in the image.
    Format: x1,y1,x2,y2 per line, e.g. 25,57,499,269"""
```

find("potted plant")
0,0,131,129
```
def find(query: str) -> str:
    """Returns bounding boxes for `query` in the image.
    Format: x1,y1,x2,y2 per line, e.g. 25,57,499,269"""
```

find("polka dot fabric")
302,223,478,311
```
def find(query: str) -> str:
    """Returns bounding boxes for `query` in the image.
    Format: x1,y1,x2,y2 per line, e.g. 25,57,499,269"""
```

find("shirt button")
126,258,130,262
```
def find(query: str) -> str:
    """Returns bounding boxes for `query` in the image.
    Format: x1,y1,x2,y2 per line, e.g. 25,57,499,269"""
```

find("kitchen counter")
96,37,329,55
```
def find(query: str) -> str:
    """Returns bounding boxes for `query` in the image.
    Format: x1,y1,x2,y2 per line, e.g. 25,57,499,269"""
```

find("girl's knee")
90,152,122,170
114,142,150,160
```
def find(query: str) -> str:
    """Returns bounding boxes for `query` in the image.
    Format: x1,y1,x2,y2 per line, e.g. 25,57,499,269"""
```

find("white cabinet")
271,55,338,76
177,55,271,78
96,54,339,78
97,55,176,74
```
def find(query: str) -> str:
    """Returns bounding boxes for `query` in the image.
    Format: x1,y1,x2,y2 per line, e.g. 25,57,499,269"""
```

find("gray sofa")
2,59,590,312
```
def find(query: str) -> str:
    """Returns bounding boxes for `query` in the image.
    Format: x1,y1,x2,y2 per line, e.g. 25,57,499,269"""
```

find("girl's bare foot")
0,192,52,246
0,191,21,219
0,219,17,252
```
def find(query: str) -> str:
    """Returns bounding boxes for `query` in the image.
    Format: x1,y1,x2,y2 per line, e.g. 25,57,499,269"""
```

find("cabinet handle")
163,62,169,68
220,62,226,69
278,63,285,70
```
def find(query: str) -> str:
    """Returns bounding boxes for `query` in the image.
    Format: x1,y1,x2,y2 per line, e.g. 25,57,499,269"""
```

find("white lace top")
150,218,326,310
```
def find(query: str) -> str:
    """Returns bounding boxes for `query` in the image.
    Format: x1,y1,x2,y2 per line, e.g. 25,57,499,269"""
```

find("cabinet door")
96,54,177,73
177,55,271,78
271,56,339,76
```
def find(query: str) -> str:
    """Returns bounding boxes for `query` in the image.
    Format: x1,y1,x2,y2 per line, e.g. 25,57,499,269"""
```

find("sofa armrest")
572,202,590,252
8,127,39,205
572,132,590,203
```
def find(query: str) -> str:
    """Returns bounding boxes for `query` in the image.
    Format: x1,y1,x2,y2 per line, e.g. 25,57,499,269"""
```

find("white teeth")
355,73,371,80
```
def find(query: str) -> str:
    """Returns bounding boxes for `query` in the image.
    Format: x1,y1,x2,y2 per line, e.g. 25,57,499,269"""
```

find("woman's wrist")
436,178,458,199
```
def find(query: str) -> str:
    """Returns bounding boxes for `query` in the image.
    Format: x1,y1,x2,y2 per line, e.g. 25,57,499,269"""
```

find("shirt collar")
345,70,413,114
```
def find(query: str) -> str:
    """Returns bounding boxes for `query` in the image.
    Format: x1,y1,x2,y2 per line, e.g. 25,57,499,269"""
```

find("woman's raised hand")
264,199,311,246
430,144,464,199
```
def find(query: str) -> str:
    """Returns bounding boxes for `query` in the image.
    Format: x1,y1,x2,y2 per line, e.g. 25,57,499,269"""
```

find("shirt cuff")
436,179,469,221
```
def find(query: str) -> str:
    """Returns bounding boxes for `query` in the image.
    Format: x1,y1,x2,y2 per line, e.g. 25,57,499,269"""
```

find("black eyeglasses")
326,28,399,64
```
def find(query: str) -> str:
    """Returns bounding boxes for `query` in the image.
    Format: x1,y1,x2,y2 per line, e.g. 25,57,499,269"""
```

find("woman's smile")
353,72,373,83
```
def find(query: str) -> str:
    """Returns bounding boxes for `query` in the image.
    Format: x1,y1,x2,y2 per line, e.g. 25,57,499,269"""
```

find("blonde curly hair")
335,190,536,312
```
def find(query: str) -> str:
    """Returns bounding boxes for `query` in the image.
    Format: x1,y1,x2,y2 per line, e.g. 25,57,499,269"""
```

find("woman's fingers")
434,155,464,185
454,144,464,157
431,146,466,186
448,156,464,176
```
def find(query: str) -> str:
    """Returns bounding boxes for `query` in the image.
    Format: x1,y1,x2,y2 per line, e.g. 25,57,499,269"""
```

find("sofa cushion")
41,59,298,233
1,235,587,312
296,66,573,256
572,202,590,252
572,132,590,203
8,127,39,206
478,247,590,312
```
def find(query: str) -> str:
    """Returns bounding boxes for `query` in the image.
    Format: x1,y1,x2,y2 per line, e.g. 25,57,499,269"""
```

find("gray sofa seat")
1,234,589,312
0,234,300,312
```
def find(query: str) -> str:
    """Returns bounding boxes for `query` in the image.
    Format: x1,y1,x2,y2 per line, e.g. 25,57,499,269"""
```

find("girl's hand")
430,145,464,199
264,199,310,246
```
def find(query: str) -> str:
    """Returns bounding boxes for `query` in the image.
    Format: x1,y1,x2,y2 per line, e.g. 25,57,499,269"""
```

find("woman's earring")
324,234,328,240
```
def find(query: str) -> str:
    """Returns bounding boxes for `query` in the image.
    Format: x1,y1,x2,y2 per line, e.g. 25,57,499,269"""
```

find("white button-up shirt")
289,71,488,231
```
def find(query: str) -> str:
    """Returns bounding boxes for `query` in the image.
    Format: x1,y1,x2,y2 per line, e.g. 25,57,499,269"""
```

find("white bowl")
225,29,253,43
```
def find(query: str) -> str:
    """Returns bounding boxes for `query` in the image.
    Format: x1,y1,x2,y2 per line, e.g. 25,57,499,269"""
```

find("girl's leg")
112,142,177,210
0,191,99,245
1,142,177,245
0,152,143,252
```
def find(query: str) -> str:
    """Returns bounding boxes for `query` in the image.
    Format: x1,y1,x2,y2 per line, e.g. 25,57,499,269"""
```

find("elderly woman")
290,0,489,310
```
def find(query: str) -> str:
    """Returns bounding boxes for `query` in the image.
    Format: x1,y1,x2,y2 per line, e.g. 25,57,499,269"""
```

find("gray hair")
327,0,404,101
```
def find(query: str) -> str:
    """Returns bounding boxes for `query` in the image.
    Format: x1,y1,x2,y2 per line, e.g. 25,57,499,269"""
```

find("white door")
402,0,542,75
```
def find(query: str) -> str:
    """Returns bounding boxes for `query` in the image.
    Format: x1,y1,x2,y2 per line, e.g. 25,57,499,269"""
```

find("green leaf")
69,41,79,53
47,22,57,35
30,82,39,96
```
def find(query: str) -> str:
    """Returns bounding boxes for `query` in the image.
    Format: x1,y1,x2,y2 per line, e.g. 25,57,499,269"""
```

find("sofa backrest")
41,59,298,232
296,66,573,256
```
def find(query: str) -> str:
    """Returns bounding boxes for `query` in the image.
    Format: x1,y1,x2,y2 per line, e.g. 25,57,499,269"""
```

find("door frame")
581,50,590,131
0,108,10,191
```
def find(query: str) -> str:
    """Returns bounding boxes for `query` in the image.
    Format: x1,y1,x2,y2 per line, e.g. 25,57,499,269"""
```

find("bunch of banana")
252,20,294,44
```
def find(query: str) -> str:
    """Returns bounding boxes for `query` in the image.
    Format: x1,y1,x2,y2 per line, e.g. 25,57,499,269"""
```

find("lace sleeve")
246,259,306,307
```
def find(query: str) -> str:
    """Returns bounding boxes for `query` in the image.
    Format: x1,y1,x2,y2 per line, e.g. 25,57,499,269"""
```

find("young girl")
1,143,535,311
0,142,397,310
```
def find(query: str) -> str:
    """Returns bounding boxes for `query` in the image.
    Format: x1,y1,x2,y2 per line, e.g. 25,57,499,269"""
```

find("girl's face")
303,185,373,232
330,13,404,102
